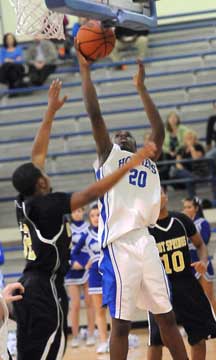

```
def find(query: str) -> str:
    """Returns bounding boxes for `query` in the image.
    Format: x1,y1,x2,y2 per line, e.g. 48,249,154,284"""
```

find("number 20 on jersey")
129,169,147,188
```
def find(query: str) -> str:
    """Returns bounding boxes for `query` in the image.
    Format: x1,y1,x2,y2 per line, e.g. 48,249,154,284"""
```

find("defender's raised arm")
31,80,68,169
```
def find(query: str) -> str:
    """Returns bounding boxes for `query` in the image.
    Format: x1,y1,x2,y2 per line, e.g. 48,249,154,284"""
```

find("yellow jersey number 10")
161,251,185,274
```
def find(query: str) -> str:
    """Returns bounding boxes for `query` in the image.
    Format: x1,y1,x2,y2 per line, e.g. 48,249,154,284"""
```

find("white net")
9,0,65,40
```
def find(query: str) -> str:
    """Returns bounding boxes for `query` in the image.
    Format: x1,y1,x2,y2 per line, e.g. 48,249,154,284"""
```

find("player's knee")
112,319,131,338
154,310,176,329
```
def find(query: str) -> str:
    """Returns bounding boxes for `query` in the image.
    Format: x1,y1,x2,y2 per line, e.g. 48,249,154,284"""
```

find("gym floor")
63,329,216,360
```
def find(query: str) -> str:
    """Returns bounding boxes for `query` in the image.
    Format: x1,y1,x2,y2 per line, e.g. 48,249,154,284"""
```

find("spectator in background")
110,27,149,69
183,197,216,314
56,15,73,59
26,39,58,86
0,33,26,90
65,208,95,348
206,113,216,152
163,112,189,159
0,243,5,291
205,112,216,199
72,205,109,354
71,17,87,39
170,130,208,197
70,18,88,65
205,112,216,162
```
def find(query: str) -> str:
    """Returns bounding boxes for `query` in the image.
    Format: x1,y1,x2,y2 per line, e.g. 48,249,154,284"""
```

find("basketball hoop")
46,0,158,31
9,0,157,39
9,0,65,40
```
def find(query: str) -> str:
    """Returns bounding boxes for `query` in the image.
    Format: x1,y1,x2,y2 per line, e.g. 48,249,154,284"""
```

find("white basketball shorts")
99,228,172,321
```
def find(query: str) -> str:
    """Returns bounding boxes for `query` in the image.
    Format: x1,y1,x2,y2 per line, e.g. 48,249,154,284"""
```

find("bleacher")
1,14,216,287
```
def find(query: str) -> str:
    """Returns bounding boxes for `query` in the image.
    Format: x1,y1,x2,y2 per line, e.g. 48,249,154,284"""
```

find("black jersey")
149,212,197,280
15,192,72,277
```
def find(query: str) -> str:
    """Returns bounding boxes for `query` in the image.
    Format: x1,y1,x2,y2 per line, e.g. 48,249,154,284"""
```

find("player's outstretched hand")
191,261,207,275
74,38,91,68
133,59,146,92
48,79,68,114
130,142,157,168
2,283,24,304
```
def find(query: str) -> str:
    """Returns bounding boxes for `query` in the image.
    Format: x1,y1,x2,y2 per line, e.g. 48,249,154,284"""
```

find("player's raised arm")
70,142,156,210
76,43,113,166
31,80,68,169
134,61,164,160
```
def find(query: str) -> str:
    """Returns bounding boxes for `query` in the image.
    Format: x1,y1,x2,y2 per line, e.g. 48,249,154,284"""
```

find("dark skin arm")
31,80,68,169
134,61,164,161
76,42,112,166
191,232,208,274
70,142,157,211
77,43,164,163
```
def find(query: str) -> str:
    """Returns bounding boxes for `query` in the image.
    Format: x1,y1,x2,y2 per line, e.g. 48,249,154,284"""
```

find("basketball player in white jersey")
77,46,188,360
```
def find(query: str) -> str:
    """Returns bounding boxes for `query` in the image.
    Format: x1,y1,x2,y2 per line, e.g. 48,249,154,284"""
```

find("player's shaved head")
12,162,43,197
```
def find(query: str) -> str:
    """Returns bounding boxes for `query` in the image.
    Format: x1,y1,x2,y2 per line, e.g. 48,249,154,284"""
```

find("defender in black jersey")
148,189,216,360
11,80,157,360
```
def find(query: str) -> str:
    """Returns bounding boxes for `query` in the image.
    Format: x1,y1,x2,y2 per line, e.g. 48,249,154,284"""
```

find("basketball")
76,20,116,61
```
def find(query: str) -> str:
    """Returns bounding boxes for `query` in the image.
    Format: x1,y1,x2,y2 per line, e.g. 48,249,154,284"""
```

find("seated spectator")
206,112,216,152
26,39,58,86
0,33,26,90
205,111,216,199
0,243,5,292
109,27,149,68
71,17,87,39
55,15,73,60
170,130,209,197
163,111,189,159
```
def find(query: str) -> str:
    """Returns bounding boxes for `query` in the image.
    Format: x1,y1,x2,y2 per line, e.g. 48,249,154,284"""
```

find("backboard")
45,0,158,30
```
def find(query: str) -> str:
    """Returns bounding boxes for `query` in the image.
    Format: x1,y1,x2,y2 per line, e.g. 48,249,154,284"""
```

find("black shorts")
13,271,68,360
148,276,216,346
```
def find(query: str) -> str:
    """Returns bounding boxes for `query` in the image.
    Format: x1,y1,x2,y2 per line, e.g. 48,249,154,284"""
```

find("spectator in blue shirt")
183,197,216,314
71,17,87,39
0,242,5,291
0,33,26,90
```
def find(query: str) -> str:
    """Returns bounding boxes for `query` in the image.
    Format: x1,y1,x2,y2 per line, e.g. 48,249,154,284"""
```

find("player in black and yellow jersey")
11,80,157,360
148,188,216,360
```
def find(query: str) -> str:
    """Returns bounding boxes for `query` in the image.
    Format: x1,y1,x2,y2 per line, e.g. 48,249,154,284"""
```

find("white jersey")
0,294,9,360
94,144,161,247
